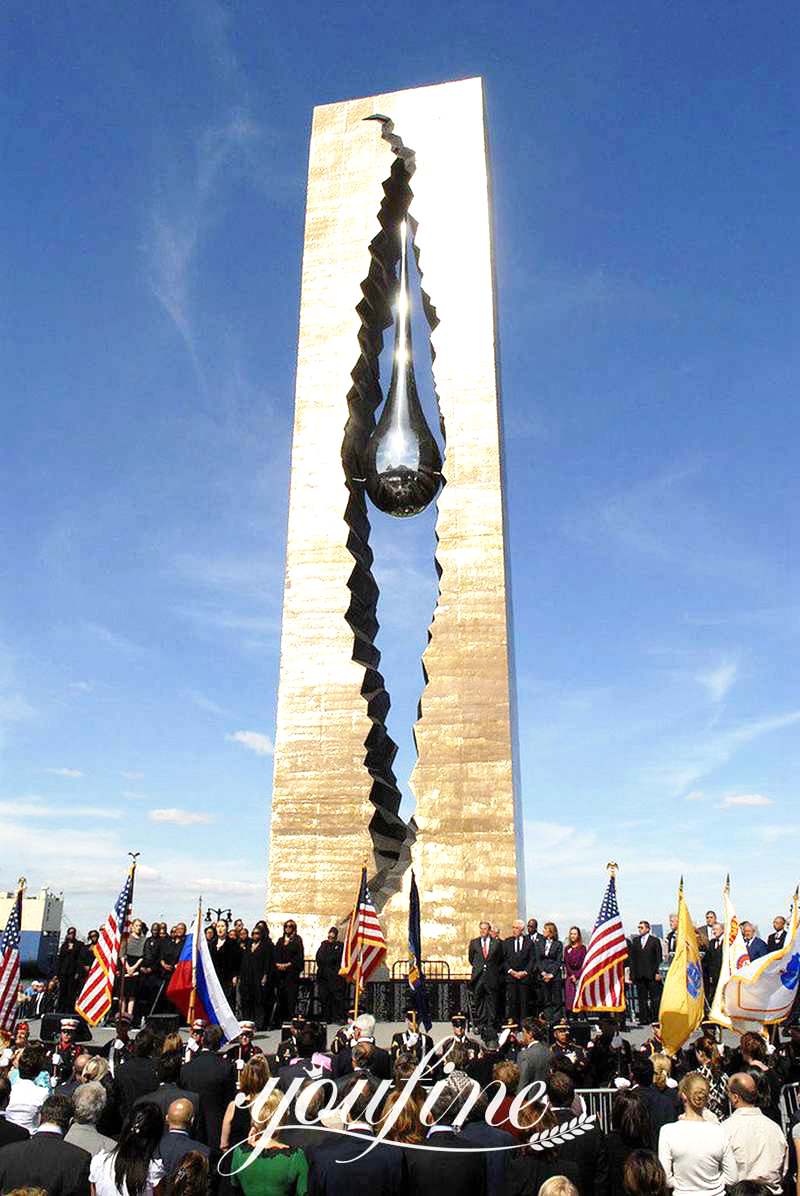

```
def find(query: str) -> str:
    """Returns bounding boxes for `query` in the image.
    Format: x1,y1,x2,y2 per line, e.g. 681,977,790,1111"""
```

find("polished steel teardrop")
363,220,442,518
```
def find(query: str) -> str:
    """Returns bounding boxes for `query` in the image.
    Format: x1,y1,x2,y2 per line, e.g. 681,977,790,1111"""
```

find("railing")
392,959,451,981
781,1081,800,1132
575,1088,617,1134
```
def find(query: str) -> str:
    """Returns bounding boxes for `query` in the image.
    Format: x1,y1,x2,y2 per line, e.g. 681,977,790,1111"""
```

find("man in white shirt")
723,1072,788,1193
5,1046,48,1131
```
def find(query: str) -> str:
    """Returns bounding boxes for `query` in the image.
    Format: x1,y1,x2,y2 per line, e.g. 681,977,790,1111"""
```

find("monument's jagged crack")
341,117,446,917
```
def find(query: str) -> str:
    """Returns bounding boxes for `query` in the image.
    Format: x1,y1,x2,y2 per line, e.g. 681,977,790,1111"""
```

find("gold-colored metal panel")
268,78,523,973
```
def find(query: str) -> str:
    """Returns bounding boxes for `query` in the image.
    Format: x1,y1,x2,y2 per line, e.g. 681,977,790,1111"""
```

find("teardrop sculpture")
363,220,443,518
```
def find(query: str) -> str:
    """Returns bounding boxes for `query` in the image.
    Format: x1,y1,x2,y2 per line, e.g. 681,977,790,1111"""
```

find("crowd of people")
2,1002,800,1194
24,907,790,1036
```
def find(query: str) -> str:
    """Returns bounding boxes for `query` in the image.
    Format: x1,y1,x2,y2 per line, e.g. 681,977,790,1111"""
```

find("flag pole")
116,853,139,1021
187,897,201,1027
352,861,367,1021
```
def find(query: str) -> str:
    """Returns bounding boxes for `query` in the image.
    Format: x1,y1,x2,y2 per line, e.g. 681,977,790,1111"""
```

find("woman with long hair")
170,1151,209,1196
89,1103,165,1195
657,1072,737,1194
228,1089,309,1196
379,1087,425,1144
606,1090,653,1196
537,922,564,1025
220,1055,271,1152
623,1150,669,1196
563,926,587,1014
505,1101,581,1195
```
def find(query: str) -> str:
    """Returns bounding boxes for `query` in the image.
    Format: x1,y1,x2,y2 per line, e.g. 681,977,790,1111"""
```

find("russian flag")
167,909,240,1043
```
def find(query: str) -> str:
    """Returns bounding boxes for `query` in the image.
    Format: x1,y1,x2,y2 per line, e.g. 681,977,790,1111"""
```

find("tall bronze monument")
267,77,523,973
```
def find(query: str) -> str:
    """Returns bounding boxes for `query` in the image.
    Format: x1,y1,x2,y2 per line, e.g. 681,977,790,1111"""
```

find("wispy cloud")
122,771,144,781
721,793,773,808
0,798,121,820
227,730,273,756
696,660,738,703
187,691,230,718
148,808,214,826
83,621,144,655
68,681,93,693
146,111,262,387
45,767,84,779
684,790,705,802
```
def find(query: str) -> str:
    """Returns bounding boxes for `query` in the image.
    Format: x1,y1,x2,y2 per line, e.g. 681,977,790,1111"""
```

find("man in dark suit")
134,1050,200,1124
547,1070,609,1196
628,920,663,1024
405,1076,487,1196
502,920,535,1022
180,1024,235,1149
468,921,504,1042
703,921,724,1002
741,921,769,961
0,1094,89,1196
0,1075,29,1149
157,1098,210,1178
768,915,788,953
330,1014,390,1081
114,1025,159,1117
306,1075,404,1195
534,925,564,1025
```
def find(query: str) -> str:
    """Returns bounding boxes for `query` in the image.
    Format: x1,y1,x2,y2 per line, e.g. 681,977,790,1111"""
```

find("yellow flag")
659,878,704,1055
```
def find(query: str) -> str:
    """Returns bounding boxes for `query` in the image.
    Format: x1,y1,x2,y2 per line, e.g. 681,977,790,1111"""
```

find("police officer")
550,1019,588,1081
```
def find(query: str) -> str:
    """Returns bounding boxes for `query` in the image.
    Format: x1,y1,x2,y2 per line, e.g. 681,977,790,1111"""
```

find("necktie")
482,939,488,960
516,937,521,953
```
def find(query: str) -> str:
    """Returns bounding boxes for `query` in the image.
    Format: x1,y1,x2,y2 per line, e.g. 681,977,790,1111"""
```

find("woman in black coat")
55,927,83,1011
211,919,241,1006
273,920,304,1024
238,927,273,1027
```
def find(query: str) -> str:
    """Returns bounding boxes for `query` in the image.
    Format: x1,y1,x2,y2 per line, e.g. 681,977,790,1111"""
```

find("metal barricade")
781,1082,800,1133
576,1088,617,1134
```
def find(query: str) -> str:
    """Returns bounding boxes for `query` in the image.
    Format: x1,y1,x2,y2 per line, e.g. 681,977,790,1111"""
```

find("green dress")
230,1145,309,1195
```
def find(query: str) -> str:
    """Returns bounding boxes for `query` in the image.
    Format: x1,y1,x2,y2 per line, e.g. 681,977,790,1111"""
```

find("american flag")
339,866,386,985
573,871,628,1013
75,864,135,1026
0,885,23,1033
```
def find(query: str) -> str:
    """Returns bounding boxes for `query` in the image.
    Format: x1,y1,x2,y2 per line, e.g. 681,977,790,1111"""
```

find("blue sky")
2,2,798,941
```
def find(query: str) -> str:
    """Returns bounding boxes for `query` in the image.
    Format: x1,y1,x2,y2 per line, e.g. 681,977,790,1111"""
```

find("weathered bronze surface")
267,78,523,974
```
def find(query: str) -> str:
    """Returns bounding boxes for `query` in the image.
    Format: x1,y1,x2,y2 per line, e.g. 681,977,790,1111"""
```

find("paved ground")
27,1018,656,1052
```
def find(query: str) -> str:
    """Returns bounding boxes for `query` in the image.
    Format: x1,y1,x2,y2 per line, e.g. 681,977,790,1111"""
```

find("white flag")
723,890,800,1030
708,877,750,1030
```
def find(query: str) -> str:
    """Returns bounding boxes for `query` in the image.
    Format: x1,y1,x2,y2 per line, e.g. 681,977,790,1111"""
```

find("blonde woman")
228,1089,308,1196
657,1073,737,1195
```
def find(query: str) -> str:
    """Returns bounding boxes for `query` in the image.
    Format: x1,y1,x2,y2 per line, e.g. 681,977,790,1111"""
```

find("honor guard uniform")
184,1018,207,1064
275,1015,306,1068
48,1017,80,1086
103,1013,134,1077
390,1008,434,1067
498,1019,520,1061
639,1021,666,1056
550,1020,588,1081
434,1012,481,1076
331,1008,356,1056
223,1021,264,1073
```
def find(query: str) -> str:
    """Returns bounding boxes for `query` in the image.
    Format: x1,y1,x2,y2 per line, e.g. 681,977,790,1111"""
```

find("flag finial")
606,861,618,877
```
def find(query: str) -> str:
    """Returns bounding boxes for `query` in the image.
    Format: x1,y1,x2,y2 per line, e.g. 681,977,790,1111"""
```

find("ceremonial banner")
709,875,749,1030
167,904,240,1042
574,866,628,1013
0,881,23,1033
75,862,135,1026
659,879,704,1055
407,871,432,1031
339,866,387,985
723,889,800,1029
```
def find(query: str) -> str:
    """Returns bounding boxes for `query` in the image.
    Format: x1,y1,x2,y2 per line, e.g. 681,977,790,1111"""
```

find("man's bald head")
166,1097,194,1129
74,1053,91,1077
728,1072,758,1107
